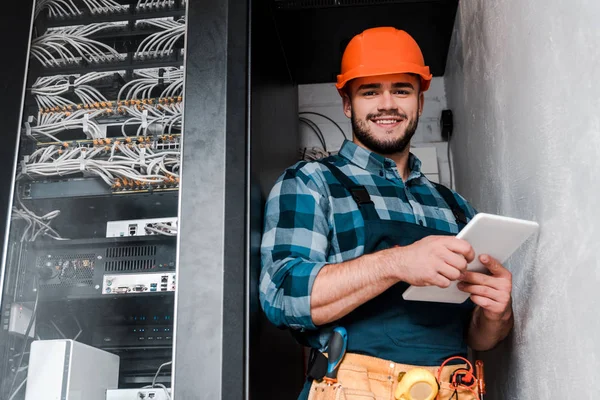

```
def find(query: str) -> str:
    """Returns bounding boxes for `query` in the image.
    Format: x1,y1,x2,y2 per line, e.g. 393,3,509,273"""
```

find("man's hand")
392,236,476,288
459,255,514,351
457,255,512,321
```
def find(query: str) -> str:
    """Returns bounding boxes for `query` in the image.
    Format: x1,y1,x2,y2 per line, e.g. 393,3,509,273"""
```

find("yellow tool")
394,368,438,400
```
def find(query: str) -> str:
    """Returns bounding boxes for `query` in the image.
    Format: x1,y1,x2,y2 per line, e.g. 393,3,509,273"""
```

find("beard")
351,110,419,155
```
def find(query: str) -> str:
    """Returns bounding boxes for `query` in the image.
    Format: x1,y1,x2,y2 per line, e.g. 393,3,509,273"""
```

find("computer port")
113,286,130,294
128,224,137,236
161,276,168,283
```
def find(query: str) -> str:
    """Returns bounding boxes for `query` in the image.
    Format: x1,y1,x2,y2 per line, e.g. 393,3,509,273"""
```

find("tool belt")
307,353,481,400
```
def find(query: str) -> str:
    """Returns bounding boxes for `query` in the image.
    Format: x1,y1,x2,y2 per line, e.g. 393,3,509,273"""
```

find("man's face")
343,73,424,155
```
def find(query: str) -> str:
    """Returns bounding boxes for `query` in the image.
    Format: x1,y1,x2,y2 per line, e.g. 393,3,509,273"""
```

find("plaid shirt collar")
338,140,424,183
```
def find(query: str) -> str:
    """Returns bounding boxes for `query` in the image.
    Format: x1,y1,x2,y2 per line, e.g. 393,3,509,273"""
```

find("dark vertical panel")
173,0,228,398
0,2,33,302
222,0,250,399
249,1,304,399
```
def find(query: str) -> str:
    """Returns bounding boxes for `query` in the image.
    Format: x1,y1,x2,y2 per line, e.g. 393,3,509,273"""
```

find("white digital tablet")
401,213,539,304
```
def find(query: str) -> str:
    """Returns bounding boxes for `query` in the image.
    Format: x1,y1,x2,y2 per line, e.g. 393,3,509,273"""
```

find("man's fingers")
441,250,468,273
445,238,475,263
459,271,512,292
457,282,510,304
480,255,511,278
468,295,506,314
438,262,462,281
434,274,451,289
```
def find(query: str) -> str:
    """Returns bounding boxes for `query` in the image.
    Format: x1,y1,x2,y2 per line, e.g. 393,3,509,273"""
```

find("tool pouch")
307,365,376,400
307,381,377,400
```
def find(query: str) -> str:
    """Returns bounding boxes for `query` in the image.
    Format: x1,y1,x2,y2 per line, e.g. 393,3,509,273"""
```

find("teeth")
374,119,399,124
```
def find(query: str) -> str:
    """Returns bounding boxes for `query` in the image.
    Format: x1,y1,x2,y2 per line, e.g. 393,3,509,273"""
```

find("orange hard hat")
336,27,432,92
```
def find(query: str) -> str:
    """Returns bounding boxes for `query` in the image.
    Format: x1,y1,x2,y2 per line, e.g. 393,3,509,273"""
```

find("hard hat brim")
336,62,432,92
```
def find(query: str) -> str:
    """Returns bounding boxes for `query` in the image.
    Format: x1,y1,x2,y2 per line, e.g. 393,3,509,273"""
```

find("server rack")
0,0,193,398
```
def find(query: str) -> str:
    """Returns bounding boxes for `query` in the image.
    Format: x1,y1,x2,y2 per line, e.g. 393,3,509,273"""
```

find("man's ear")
342,92,352,118
418,91,425,116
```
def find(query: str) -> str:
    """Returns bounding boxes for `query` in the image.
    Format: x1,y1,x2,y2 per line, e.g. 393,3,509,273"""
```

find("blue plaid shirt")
260,140,477,343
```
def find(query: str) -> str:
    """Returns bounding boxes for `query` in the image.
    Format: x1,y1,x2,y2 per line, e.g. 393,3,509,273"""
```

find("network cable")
31,23,124,67
135,19,186,60
20,140,181,190
36,0,128,18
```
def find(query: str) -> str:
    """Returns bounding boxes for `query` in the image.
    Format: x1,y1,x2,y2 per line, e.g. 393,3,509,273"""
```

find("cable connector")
142,109,149,129
79,150,87,172
24,116,34,139
82,114,91,139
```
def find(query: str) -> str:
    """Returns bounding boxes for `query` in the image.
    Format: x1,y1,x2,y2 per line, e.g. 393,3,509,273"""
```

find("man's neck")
353,138,412,181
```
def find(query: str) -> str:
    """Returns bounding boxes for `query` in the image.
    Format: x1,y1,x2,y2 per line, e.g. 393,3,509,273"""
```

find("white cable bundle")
35,0,82,18
32,73,113,117
115,67,183,136
135,18,186,59
11,200,66,242
36,0,128,17
80,0,128,14
32,72,113,103
29,109,105,141
32,23,123,67
117,67,183,102
120,102,182,137
22,142,181,189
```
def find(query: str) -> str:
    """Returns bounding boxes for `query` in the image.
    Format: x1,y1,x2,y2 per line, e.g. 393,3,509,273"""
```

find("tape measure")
394,368,438,400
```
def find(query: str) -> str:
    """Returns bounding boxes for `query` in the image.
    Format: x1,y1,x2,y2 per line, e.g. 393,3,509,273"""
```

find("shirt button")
379,171,384,177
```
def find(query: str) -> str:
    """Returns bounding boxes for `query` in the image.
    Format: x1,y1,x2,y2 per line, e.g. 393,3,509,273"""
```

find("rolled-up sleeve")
259,163,330,331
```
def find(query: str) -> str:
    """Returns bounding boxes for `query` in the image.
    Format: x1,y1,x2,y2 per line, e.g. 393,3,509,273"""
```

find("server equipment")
0,1,187,399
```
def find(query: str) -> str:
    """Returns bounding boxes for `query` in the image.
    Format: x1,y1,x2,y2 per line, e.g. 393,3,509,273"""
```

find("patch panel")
103,272,176,295
106,217,178,237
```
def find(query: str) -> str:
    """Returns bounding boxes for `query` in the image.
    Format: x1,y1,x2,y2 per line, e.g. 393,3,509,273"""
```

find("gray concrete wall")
445,1,600,399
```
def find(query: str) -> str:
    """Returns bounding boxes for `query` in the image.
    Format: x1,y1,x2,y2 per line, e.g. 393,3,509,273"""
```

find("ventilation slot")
106,245,157,258
37,254,96,287
105,259,156,272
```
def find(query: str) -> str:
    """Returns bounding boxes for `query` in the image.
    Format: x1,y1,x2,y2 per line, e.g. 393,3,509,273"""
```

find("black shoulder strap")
318,161,379,221
432,182,468,227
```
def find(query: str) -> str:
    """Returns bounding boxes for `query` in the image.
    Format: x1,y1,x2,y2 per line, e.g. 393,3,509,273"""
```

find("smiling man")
260,27,514,400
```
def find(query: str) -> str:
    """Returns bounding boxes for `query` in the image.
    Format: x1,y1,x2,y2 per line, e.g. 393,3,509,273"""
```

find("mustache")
366,111,408,120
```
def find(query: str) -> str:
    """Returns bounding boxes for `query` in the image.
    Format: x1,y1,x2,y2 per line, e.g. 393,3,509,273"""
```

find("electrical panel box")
25,339,119,400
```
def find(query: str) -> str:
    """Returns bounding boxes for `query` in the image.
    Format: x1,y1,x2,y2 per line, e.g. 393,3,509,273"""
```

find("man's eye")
395,90,410,95
362,91,377,96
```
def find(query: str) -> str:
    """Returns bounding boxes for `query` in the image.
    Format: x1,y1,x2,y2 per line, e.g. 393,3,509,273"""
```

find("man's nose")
377,91,396,111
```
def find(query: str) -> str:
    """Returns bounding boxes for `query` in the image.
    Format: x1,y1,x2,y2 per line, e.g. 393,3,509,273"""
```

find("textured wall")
445,1,600,399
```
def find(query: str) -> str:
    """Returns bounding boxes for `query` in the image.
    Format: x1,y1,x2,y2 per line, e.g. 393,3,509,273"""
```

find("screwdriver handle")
476,360,485,396
324,327,348,382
